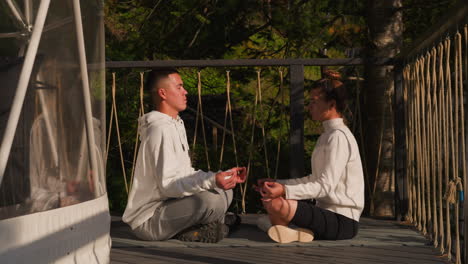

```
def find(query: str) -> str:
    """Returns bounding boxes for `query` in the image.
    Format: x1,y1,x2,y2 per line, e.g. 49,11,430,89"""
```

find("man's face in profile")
160,73,188,113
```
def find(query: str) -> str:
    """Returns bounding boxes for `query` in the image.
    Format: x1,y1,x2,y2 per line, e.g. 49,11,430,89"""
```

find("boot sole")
267,225,314,244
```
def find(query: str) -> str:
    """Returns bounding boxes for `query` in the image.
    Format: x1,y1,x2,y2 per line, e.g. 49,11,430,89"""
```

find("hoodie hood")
138,111,180,140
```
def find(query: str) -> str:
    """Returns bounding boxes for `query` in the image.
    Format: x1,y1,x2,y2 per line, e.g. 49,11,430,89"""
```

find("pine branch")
394,0,453,12
138,0,163,32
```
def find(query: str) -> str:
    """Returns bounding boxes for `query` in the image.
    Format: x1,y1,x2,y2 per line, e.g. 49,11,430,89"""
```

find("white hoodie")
277,118,364,221
123,111,217,230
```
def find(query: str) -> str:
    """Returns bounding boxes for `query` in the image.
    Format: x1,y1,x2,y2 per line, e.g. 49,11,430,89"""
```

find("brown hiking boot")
175,221,228,243
224,212,241,231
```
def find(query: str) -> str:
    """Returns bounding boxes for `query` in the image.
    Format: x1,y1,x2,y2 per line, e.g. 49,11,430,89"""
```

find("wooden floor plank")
110,214,450,264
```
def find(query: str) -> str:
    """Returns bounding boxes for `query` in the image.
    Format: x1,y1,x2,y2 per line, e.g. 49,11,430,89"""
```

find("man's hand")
66,180,80,194
259,181,285,200
215,170,237,190
230,167,247,183
216,167,247,190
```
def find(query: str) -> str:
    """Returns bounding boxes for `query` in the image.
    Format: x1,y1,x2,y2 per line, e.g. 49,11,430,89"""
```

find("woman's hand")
259,181,285,200
254,178,275,192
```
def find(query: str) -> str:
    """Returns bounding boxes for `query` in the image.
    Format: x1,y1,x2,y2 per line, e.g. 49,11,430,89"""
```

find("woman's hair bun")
323,70,341,80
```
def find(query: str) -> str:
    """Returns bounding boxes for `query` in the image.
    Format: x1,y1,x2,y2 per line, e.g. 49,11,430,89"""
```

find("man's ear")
158,88,166,100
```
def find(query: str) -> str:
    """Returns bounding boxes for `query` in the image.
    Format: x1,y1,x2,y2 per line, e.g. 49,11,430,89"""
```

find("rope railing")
107,69,297,214
129,72,145,190
242,71,259,214
109,72,128,194
273,70,286,180
218,70,239,170
106,67,374,218
401,24,467,264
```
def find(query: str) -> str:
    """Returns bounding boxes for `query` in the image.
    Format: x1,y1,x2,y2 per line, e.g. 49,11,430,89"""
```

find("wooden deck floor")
110,214,449,264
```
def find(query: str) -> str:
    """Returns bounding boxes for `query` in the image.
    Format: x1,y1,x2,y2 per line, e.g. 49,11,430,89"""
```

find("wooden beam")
105,58,392,69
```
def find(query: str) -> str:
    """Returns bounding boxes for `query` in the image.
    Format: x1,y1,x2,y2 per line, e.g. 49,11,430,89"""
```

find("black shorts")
290,200,359,240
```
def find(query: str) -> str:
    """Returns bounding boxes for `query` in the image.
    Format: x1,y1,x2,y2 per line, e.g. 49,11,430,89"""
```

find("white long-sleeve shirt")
123,111,217,230
277,118,364,221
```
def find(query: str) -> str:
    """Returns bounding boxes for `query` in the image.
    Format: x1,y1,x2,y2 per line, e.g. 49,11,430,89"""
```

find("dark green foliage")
402,0,458,45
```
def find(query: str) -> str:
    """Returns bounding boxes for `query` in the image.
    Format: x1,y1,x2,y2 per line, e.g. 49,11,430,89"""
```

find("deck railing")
107,58,389,180
394,1,468,263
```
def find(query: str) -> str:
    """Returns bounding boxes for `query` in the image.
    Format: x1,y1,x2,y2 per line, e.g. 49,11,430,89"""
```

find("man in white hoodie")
123,68,246,243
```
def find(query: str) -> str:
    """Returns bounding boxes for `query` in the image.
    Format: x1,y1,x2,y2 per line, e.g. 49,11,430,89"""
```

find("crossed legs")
261,197,315,243
262,196,298,226
133,189,233,241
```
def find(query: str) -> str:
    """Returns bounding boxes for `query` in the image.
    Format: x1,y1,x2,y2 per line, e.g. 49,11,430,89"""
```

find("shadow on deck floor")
111,214,449,264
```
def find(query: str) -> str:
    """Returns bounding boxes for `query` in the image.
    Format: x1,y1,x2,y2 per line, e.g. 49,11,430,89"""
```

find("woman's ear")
329,99,337,110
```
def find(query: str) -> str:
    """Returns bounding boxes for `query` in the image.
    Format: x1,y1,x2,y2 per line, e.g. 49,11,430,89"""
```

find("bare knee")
263,197,297,225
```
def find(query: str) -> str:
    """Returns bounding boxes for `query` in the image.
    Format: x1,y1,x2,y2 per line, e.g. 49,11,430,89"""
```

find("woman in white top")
256,70,364,243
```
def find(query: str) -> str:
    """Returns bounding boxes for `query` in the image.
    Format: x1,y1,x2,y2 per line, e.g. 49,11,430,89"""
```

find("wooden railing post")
289,64,304,179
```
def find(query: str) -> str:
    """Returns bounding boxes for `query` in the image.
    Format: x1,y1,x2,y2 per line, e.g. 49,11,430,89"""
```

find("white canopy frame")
0,0,101,197
0,0,51,186
5,0,30,31
37,87,59,168
23,0,33,26
72,0,100,197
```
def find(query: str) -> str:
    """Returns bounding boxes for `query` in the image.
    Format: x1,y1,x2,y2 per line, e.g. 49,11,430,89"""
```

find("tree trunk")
364,0,403,217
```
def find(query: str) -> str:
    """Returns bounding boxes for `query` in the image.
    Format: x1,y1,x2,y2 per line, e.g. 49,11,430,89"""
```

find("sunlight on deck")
110,214,448,264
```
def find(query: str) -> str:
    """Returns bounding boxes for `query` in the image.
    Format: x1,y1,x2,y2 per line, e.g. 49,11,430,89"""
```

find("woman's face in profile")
308,88,334,122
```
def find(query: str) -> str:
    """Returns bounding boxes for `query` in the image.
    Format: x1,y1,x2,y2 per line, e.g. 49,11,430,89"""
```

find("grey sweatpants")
133,189,233,241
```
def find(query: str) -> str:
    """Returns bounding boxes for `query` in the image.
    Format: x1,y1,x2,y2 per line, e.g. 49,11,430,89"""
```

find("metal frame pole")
98,7,107,172
5,0,28,29
76,126,87,182
24,0,33,26
0,0,51,186
289,64,304,178
72,0,100,197
37,89,59,168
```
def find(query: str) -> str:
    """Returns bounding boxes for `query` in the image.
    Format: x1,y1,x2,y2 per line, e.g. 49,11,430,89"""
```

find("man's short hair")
145,68,179,92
